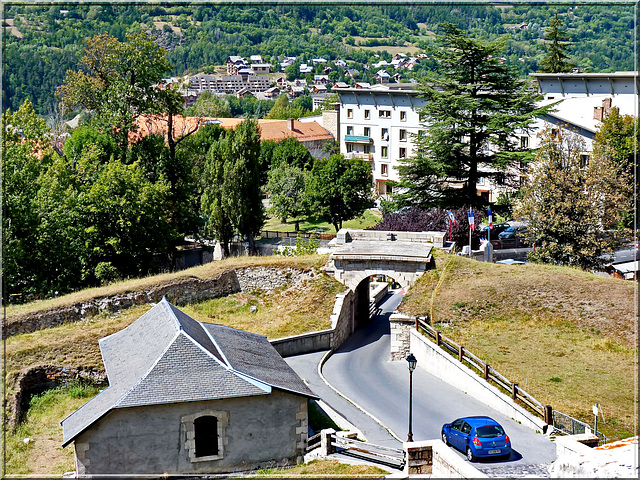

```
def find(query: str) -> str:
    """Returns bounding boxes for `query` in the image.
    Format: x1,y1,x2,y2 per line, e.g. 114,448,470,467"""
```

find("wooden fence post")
544,405,553,425
483,364,490,381
511,383,518,400
435,331,441,346
458,345,464,362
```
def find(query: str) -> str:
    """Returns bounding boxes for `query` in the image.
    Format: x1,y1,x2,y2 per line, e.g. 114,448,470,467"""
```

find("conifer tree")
397,23,550,209
539,13,575,73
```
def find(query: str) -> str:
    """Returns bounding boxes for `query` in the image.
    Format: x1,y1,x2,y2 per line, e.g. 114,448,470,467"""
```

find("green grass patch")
248,459,388,477
262,210,381,234
401,251,637,441
308,400,341,433
5,382,100,475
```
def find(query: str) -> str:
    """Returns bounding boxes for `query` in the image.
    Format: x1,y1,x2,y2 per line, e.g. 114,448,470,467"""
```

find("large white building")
335,71,639,204
334,84,427,198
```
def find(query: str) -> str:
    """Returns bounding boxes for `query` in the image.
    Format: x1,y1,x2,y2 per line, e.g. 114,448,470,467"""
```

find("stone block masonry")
4,267,319,338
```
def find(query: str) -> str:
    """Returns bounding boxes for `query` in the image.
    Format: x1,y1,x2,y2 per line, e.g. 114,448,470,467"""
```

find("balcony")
345,152,373,162
344,135,372,144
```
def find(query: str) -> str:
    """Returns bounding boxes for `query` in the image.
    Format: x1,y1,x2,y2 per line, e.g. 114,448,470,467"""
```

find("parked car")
441,416,511,461
481,222,510,238
498,225,528,240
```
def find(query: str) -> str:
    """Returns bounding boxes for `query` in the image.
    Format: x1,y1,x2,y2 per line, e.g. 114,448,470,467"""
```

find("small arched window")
194,415,218,458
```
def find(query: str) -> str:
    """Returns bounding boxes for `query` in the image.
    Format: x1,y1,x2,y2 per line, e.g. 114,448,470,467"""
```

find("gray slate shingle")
62,297,316,447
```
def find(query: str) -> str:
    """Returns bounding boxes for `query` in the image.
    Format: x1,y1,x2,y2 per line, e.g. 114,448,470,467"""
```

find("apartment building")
334,83,426,197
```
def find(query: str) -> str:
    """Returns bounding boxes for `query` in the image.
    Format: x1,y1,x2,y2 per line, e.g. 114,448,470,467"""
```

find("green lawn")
262,209,381,234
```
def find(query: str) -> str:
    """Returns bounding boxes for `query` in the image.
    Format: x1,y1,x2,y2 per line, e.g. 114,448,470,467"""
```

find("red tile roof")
132,115,333,144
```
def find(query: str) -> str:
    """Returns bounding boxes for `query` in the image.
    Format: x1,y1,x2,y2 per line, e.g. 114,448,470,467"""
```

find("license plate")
488,449,501,454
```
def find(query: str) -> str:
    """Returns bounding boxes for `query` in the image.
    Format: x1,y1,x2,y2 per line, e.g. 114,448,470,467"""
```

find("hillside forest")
2,3,636,115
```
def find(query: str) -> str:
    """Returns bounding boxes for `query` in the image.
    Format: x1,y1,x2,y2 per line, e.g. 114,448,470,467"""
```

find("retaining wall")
408,328,547,432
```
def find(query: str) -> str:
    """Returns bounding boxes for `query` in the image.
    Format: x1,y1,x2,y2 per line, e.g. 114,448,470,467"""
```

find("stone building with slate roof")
61,297,316,475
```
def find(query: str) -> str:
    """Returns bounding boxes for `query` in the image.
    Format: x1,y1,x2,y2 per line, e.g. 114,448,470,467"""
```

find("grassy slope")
5,255,343,475
399,251,637,441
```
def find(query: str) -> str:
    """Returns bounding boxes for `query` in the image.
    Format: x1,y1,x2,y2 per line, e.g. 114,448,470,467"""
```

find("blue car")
441,416,511,461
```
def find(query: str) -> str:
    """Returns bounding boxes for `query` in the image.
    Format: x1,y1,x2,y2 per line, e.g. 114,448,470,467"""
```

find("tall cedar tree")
397,23,550,210
539,13,575,73
515,125,627,271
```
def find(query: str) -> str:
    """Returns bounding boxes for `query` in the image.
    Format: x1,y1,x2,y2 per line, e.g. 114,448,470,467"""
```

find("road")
286,291,557,476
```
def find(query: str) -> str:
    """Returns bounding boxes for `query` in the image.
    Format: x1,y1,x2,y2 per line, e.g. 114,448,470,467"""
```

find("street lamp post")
406,353,417,442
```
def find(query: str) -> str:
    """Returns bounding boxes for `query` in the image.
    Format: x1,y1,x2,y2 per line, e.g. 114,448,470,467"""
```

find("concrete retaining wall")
271,329,333,357
409,328,548,432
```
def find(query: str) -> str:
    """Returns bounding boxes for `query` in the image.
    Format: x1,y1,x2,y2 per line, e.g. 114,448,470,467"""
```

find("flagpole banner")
487,207,493,229
467,209,474,231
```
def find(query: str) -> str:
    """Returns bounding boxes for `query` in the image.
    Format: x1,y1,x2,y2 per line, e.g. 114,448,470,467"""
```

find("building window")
347,126,354,135
363,145,371,154
379,110,391,118
520,136,529,148
364,109,370,119
400,111,407,121
347,109,353,118
381,146,388,158
381,128,389,141
182,410,228,463
194,416,218,458
347,143,353,153
580,154,590,168
399,129,407,141
477,177,485,185
364,127,370,137
399,147,406,158
381,164,388,176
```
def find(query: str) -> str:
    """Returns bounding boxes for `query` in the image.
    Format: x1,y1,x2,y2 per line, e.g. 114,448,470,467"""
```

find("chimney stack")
288,118,295,131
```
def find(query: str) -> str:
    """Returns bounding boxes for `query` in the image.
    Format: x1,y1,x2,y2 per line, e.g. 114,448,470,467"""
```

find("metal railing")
259,230,336,241
331,435,405,468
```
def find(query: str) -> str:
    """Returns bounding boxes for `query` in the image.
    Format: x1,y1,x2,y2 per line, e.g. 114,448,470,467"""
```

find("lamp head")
406,353,417,372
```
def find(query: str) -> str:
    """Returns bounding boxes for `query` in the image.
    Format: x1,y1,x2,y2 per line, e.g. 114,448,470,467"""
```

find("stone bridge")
325,229,442,328
328,229,443,291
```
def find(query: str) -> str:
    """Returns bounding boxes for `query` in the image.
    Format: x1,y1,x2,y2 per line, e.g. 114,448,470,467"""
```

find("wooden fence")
415,317,552,423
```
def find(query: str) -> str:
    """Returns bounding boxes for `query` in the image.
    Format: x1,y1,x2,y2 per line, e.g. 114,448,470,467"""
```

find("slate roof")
62,297,316,447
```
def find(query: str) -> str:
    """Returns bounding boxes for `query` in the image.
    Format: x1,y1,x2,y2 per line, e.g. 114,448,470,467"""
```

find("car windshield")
476,425,505,438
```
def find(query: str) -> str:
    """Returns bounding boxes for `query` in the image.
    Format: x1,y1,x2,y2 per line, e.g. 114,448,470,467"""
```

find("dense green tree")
2,101,57,299
306,154,373,232
201,137,234,257
185,91,232,117
266,94,305,120
201,120,265,255
539,13,575,73
81,159,174,282
397,23,550,209
592,108,638,229
515,125,627,271
222,119,265,253
265,163,310,231
56,31,173,152
270,137,314,170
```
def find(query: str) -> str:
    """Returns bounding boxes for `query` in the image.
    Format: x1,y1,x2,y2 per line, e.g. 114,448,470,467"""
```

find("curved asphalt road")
286,291,557,476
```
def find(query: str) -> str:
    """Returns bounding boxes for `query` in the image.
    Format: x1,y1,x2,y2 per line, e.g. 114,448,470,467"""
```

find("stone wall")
8,366,107,430
5,266,319,432
389,313,415,361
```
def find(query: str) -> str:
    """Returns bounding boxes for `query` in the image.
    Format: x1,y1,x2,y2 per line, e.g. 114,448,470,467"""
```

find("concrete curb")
317,349,404,444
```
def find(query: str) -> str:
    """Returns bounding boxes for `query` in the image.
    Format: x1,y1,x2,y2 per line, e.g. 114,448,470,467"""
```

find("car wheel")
466,447,475,462
441,432,448,446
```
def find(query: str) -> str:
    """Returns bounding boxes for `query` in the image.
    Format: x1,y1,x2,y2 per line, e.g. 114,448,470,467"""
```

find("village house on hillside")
62,298,316,475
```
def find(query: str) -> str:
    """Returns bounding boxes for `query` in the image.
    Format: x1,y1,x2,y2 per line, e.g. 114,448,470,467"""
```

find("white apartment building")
336,72,638,204
334,84,427,198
